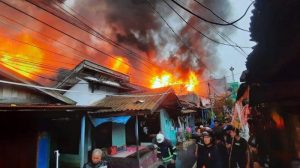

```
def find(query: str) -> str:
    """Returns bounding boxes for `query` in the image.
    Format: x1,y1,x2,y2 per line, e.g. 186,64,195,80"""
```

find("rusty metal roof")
0,105,110,112
0,68,76,105
91,87,178,114
55,60,131,89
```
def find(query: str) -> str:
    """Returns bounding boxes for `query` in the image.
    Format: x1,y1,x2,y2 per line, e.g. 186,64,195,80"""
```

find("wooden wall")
0,84,55,104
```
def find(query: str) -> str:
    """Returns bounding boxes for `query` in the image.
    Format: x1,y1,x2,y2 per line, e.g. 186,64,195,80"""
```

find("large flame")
186,72,199,91
0,35,43,78
151,71,182,88
110,56,129,74
151,71,200,94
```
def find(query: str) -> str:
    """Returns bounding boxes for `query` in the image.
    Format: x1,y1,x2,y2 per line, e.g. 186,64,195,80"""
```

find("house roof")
55,60,132,90
90,87,181,116
0,105,111,119
0,68,76,105
0,105,110,112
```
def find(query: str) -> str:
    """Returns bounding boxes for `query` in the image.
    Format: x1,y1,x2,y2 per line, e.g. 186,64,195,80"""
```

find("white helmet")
156,133,165,143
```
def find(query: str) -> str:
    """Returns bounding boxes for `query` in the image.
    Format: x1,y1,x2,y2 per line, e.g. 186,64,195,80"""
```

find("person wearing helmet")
197,131,226,168
153,133,177,168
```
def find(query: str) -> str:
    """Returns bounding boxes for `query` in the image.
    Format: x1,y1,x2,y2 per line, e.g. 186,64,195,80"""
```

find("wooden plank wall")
0,85,52,104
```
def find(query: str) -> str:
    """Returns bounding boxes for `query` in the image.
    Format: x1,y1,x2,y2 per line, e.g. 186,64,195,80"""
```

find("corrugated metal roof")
55,60,131,89
0,68,76,105
92,87,176,114
92,94,166,113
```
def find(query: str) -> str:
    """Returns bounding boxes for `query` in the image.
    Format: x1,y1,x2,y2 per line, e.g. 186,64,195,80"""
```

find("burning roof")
0,0,233,97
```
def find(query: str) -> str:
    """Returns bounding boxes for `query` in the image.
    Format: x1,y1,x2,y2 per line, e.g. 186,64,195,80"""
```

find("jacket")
155,139,177,163
197,144,225,168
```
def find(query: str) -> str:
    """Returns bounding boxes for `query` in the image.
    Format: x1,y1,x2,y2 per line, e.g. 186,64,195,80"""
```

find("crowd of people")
194,119,260,168
82,119,260,168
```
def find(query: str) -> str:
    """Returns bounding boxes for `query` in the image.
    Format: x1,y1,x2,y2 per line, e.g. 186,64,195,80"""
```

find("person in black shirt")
197,131,226,168
227,127,250,168
248,136,262,168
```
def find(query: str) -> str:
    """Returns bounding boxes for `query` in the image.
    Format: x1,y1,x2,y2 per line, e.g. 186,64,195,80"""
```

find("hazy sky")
216,0,256,82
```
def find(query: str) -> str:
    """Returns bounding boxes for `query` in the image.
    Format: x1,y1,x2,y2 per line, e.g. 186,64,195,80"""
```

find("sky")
0,0,256,93
215,0,256,83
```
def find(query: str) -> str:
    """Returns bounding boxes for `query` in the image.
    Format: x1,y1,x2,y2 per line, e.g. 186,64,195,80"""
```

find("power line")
146,0,212,71
0,77,118,95
0,59,154,87
192,0,250,32
146,0,203,62
0,0,246,90
209,27,248,58
0,29,82,66
0,14,98,62
162,0,252,49
1,54,244,90
147,0,247,59
170,0,254,26
0,78,177,97
0,1,155,78
175,0,250,57
24,0,161,73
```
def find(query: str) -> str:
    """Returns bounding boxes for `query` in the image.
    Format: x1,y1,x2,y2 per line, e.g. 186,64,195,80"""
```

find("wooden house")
0,68,102,168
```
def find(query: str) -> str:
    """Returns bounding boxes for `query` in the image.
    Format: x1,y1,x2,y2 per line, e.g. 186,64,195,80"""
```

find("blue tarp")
91,116,131,127
37,134,50,168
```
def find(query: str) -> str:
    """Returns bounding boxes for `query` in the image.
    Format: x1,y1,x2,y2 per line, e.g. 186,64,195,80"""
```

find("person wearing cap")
227,127,250,168
197,131,226,168
154,133,177,168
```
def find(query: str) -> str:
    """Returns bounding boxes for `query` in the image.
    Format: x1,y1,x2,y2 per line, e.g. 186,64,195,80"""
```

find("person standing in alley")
154,133,177,168
248,136,262,168
227,127,250,168
197,131,226,168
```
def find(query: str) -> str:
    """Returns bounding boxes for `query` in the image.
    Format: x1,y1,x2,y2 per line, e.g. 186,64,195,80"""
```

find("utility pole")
229,66,235,82
207,81,214,122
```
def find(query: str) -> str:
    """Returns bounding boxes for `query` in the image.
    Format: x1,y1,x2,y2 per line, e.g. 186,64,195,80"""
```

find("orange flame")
0,35,43,78
151,71,183,88
151,71,200,94
271,111,285,129
186,72,199,91
110,56,129,74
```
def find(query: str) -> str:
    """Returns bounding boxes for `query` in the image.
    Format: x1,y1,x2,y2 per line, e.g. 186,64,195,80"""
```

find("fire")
110,56,129,74
0,35,43,78
186,72,199,91
151,71,183,88
151,71,200,94
271,111,285,129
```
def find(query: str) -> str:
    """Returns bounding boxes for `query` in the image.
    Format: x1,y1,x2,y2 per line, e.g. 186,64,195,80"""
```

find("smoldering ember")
0,0,299,168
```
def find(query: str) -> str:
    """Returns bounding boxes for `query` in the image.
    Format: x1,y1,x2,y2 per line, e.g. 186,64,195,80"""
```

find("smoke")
69,0,232,76
0,0,233,86
158,0,232,79
53,0,233,83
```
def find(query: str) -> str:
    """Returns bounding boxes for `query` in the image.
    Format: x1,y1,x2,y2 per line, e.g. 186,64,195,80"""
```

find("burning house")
0,0,235,167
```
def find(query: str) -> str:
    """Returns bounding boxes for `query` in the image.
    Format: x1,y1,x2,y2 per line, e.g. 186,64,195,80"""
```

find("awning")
90,116,131,127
